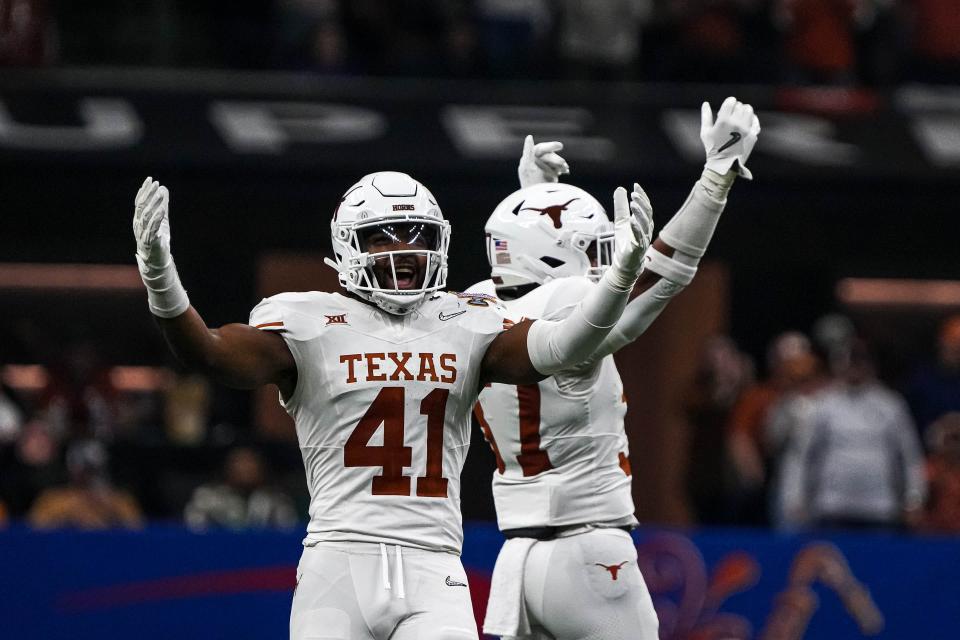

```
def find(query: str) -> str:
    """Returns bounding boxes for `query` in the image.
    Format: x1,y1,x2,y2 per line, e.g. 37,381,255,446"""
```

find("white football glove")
700,97,761,180
132,177,189,318
133,177,171,267
518,134,570,189
604,186,653,292
629,182,654,247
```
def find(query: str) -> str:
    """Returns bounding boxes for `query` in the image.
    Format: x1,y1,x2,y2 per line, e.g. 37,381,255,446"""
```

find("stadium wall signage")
1,523,957,639
0,70,957,180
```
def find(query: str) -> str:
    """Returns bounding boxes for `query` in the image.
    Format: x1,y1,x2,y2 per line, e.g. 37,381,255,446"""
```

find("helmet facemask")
332,215,450,315
579,226,615,282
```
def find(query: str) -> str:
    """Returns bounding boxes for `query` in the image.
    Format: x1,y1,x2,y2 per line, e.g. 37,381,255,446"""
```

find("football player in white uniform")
131,170,652,640
473,97,761,640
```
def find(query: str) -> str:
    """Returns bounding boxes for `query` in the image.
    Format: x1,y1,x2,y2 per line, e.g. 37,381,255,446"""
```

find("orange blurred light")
0,263,142,290
837,278,960,308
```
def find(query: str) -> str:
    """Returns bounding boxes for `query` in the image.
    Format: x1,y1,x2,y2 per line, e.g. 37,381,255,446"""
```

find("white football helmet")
325,171,450,315
485,182,614,287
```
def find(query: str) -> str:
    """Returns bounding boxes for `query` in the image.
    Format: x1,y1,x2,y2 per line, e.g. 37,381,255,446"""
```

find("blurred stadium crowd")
0,340,303,530
2,312,960,535
1,0,958,85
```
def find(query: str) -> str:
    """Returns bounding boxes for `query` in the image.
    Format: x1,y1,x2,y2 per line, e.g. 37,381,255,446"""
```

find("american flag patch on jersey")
494,239,508,250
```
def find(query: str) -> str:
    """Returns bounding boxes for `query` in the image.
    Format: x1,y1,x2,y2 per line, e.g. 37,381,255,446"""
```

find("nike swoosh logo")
445,576,467,587
717,132,741,153
439,310,467,321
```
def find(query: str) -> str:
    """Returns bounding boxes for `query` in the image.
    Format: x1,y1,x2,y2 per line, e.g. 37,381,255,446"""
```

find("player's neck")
342,290,386,313
341,289,437,317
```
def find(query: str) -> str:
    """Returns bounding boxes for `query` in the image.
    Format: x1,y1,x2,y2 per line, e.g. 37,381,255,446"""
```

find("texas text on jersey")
250,289,507,553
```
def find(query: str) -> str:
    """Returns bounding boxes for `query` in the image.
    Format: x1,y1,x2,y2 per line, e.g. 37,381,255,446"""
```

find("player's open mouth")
383,264,418,290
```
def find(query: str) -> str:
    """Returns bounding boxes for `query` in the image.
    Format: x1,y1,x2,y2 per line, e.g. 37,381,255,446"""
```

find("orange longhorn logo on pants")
595,561,629,581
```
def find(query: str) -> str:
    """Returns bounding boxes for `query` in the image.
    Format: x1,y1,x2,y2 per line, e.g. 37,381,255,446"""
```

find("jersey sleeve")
248,293,325,342
248,293,325,409
249,297,286,332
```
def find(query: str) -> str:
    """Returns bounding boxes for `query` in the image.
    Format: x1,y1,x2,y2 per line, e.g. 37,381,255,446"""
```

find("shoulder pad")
465,279,497,297
248,291,342,341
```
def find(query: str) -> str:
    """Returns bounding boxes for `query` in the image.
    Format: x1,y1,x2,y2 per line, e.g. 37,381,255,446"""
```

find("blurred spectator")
38,340,119,441
905,315,960,440
28,440,143,529
165,373,211,446
0,381,26,444
779,340,926,530
766,372,831,529
683,335,754,524
727,331,820,524
0,0,56,66
341,0,467,76
442,3,483,77
855,0,899,85
774,0,877,84
2,418,63,515
184,446,297,530
0,499,7,526
476,0,551,77
920,413,960,533
555,0,652,81
811,312,856,374
663,0,760,83
276,0,352,72
765,315,847,529
904,0,960,83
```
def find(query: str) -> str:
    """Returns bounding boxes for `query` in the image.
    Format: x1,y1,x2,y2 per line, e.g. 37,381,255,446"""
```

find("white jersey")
471,277,636,530
249,290,506,553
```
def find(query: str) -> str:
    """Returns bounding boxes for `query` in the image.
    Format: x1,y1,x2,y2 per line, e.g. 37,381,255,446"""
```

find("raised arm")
586,96,761,362
133,178,296,393
481,186,651,385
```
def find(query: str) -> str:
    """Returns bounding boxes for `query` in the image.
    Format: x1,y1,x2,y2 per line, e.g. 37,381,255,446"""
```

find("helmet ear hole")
540,256,565,268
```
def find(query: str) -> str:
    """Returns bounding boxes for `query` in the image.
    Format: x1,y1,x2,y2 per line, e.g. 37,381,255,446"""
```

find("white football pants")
514,528,659,640
291,541,479,640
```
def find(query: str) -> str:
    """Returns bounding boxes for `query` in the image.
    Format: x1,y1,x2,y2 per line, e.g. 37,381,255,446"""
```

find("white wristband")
602,260,640,293
136,253,190,318
658,168,732,261
644,247,698,286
